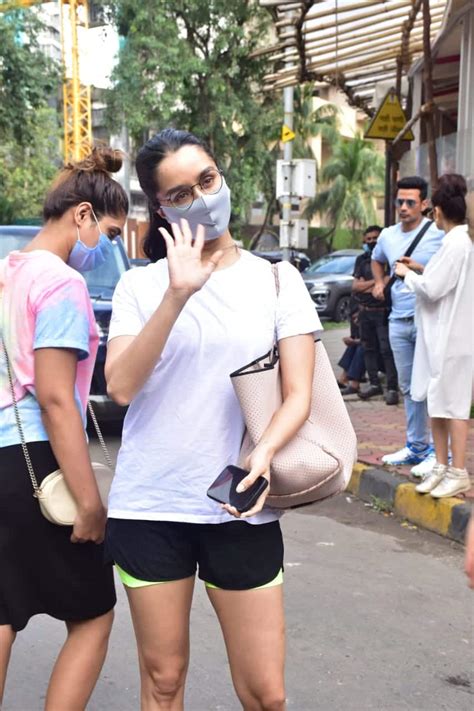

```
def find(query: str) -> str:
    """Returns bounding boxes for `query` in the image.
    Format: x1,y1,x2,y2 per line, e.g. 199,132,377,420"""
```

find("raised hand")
159,219,223,297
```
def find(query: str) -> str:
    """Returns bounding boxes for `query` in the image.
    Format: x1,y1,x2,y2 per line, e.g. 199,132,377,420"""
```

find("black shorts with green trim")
105,518,284,591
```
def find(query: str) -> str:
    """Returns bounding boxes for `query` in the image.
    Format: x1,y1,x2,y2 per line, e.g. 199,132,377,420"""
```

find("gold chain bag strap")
230,263,357,508
3,342,114,526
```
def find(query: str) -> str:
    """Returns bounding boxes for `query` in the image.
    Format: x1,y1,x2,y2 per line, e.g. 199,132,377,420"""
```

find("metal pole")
281,15,294,263
281,84,294,262
120,123,131,252
384,141,392,227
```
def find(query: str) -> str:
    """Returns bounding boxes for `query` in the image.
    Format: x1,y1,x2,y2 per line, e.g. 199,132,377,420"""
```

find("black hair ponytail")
143,204,170,262
43,146,129,221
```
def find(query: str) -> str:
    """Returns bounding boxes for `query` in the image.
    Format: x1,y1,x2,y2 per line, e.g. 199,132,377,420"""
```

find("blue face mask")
68,210,112,272
363,242,376,254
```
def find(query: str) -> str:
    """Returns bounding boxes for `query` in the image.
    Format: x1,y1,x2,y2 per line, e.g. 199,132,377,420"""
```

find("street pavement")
322,326,474,501
4,437,473,710
4,324,474,710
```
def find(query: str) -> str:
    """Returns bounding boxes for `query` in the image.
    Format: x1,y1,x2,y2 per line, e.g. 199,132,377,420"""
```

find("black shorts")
105,518,284,591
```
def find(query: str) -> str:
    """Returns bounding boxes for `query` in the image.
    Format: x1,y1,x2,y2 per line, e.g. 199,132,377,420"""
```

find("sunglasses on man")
394,198,419,208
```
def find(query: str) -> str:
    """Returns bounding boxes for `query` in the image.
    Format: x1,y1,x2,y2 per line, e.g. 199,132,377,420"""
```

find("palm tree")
292,84,339,160
304,133,384,250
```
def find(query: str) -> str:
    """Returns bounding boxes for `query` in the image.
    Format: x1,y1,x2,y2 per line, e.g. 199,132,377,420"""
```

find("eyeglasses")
394,198,418,209
160,169,224,210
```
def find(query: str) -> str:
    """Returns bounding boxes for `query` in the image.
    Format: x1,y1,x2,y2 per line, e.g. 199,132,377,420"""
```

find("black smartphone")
207,465,268,513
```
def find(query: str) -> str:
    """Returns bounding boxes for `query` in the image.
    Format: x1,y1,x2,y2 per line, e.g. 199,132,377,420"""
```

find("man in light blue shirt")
371,176,444,473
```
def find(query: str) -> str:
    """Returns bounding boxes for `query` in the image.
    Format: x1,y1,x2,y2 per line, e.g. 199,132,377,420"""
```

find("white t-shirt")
107,250,322,525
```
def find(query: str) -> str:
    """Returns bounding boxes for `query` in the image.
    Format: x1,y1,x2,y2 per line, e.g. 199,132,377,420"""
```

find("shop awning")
257,0,447,115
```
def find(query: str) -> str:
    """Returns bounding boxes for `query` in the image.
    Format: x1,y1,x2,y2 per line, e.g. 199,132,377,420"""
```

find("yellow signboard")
281,125,296,142
365,90,414,141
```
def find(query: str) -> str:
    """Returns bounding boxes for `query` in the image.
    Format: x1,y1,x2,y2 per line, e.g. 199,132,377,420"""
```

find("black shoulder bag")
383,220,433,311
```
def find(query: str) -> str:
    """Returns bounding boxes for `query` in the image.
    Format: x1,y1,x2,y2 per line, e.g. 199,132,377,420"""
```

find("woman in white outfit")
104,128,320,710
395,174,473,498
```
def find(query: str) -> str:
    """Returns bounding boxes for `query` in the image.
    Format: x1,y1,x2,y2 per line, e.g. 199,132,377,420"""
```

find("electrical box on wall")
279,219,308,249
276,159,316,199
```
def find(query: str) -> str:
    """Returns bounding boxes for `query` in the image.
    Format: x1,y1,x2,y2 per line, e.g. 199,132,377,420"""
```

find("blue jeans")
388,317,430,450
338,344,366,382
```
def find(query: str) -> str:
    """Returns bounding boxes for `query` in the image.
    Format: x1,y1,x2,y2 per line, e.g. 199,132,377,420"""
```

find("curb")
347,463,472,543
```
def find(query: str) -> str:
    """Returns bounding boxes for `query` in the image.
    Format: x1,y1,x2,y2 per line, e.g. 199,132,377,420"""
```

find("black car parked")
251,249,311,273
0,225,130,421
302,249,363,321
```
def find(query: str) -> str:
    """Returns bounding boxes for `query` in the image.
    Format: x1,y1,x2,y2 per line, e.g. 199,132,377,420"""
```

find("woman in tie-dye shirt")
0,147,128,709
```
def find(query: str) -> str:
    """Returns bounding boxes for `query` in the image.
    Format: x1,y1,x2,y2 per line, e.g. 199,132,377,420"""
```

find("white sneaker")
411,451,437,478
415,464,448,494
381,446,428,466
430,467,471,498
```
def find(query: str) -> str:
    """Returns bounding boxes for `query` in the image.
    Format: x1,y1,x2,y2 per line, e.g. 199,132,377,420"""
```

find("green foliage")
0,108,61,224
308,226,359,252
103,0,280,227
369,495,393,514
0,11,60,147
292,84,339,160
0,11,61,224
305,134,384,250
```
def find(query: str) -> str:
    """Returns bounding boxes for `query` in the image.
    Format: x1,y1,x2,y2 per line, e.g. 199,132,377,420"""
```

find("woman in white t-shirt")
105,128,321,710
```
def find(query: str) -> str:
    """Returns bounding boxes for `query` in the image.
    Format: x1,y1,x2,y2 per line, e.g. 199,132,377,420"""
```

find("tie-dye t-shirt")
0,250,98,447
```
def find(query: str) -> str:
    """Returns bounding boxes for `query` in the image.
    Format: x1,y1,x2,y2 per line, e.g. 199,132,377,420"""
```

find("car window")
305,255,356,275
84,241,128,296
0,231,128,296
0,233,35,258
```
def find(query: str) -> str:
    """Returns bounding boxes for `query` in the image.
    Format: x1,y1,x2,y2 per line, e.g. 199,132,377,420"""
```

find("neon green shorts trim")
115,564,283,591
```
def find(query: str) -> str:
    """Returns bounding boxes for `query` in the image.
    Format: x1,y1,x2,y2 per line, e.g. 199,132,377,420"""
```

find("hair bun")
438,173,467,198
73,146,124,175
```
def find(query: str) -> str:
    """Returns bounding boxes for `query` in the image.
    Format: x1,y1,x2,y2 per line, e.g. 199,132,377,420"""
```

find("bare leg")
207,584,286,711
0,625,16,707
431,417,449,465
125,577,195,711
44,610,113,711
448,419,469,470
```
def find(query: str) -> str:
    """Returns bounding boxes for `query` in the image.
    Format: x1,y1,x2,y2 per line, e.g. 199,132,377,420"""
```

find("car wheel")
334,296,351,322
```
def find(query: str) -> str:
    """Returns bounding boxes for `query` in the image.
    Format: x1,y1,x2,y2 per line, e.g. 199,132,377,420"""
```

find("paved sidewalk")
343,394,474,499
322,325,473,540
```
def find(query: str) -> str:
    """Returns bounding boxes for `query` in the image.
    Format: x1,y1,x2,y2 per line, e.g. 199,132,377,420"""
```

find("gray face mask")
161,178,231,242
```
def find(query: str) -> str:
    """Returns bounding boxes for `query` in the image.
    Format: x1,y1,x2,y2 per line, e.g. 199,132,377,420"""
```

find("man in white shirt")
371,176,444,475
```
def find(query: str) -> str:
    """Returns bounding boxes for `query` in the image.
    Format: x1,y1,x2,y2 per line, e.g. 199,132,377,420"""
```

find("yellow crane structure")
0,0,93,162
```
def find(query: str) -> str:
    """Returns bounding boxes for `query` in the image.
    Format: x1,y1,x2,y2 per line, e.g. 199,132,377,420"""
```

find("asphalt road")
4,461,473,710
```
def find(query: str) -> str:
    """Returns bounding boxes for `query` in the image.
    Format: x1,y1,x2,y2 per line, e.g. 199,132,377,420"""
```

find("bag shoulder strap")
1,341,113,482
386,219,433,291
403,219,433,259
2,341,41,495
270,264,280,356
271,263,280,296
